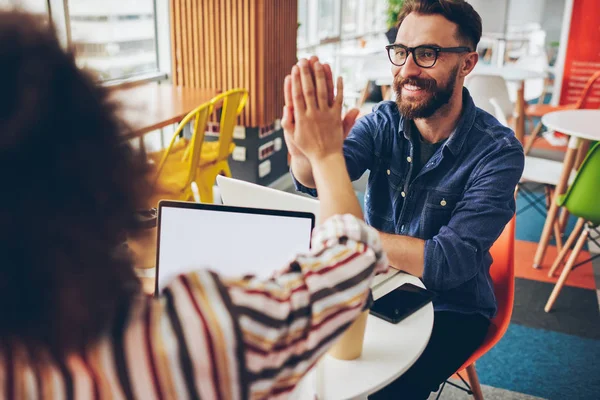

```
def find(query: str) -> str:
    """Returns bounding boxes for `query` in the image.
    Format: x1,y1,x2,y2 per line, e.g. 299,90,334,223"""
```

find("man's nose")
400,53,422,79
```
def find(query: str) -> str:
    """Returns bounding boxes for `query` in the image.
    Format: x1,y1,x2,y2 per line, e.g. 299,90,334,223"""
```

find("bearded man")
285,0,524,398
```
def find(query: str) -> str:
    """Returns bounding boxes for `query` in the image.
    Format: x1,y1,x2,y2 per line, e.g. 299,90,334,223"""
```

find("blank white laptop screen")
155,201,315,293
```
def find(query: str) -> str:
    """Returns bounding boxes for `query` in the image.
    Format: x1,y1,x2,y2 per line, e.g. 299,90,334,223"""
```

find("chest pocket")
419,191,460,239
366,160,403,227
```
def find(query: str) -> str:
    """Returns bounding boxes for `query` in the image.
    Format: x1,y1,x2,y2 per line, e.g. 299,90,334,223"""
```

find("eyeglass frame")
385,44,472,68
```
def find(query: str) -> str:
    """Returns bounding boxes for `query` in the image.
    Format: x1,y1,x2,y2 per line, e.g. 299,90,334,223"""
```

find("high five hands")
281,56,360,163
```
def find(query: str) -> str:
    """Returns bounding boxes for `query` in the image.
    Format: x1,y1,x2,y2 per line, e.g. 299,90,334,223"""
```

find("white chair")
465,74,514,122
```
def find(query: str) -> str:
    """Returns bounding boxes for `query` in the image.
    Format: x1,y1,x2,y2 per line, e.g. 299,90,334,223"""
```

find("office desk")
533,109,600,269
111,82,219,140
291,273,434,400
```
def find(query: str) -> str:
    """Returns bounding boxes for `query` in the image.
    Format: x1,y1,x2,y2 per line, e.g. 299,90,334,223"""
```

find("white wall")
507,0,546,29
542,0,566,44
468,0,509,34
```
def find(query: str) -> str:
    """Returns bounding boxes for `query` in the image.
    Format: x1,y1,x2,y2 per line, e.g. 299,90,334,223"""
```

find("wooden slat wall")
170,0,298,127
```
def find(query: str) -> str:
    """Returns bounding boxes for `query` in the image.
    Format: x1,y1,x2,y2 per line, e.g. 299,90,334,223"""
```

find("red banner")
558,0,600,108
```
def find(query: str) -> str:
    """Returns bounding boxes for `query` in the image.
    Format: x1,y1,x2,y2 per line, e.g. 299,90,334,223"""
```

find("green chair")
545,142,600,312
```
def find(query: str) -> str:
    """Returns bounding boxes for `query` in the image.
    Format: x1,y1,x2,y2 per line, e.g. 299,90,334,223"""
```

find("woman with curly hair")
0,10,387,399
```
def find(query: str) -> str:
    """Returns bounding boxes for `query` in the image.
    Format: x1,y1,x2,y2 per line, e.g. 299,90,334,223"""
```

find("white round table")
541,109,600,140
533,110,600,270
472,65,546,82
291,273,434,400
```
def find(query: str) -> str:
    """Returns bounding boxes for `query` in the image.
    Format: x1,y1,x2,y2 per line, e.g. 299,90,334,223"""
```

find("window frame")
46,0,168,87
298,0,388,51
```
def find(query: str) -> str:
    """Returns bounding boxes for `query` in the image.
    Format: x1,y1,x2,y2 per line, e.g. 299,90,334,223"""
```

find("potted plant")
385,0,404,43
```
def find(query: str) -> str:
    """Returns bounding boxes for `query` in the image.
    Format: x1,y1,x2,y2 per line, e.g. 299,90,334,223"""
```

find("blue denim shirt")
293,88,524,319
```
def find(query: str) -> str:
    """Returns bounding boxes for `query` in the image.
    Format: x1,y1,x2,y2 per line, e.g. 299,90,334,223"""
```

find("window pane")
0,0,47,13
68,0,158,81
341,0,358,37
297,0,308,48
318,0,339,40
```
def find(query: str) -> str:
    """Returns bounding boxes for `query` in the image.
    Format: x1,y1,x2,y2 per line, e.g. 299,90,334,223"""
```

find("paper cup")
328,310,369,360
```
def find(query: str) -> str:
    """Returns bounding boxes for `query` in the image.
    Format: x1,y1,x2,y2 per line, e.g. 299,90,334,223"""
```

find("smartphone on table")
370,283,436,324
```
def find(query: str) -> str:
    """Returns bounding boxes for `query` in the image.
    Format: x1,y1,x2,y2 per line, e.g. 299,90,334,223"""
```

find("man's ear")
460,51,478,78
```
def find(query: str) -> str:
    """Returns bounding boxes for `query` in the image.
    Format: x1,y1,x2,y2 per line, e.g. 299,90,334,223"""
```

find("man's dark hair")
0,11,150,359
397,0,483,51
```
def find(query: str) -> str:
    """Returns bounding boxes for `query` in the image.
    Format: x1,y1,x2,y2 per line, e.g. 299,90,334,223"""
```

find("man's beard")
394,65,459,119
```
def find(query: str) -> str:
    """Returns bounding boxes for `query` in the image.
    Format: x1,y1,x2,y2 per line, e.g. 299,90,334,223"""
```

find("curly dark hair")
0,11,151,358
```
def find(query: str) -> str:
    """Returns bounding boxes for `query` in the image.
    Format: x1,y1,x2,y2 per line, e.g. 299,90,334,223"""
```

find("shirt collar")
397,87,477,157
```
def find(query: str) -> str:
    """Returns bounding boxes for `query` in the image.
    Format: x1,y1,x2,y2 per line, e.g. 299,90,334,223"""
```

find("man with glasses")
284,0,524,398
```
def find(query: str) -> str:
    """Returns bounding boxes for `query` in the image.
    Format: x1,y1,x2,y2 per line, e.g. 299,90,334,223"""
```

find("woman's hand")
282,57,359,159
288,58,346,162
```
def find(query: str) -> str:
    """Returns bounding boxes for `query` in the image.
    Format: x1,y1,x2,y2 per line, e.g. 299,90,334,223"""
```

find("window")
341,0,359,37
1,0,167,83
299,0,387,50
297,1,389,106
0,0,47,13
68,0,159,81
317,0,340,41
298,0,309,48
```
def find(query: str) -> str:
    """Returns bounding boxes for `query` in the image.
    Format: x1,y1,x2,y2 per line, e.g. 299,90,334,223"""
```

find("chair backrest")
466,74,513,119
210,88,249,161
153,101,213,188
456,215,515,371
559,142,600,225
574,71,600,109
489,215,516,333
489,97,510,127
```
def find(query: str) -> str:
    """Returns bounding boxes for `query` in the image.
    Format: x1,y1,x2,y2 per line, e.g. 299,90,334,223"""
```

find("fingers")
291,65,306,113
283,75,294,125
281,106,294,131
284,75,293,108
334,76,344,111
342,108,360,138
298,59,317,110
314,61,328,110
324,63,334,107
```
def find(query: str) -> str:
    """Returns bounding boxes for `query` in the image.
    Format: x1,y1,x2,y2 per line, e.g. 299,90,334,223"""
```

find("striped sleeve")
218,214,388,399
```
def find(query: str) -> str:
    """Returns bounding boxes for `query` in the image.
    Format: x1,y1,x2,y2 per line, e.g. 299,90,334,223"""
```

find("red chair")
524,71,600,154
438,216,516,400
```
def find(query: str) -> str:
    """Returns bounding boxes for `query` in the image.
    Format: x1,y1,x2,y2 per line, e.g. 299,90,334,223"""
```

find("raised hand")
282,57,359,159
289,59,346,162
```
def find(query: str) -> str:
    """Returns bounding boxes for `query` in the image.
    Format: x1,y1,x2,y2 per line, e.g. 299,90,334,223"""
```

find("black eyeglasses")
385,44,472,68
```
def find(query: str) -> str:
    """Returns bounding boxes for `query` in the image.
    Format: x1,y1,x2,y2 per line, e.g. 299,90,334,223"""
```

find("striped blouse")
1,214,388,399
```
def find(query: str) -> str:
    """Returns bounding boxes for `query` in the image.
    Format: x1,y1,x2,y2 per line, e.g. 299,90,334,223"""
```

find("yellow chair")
147,101,213,207
192,88,248,203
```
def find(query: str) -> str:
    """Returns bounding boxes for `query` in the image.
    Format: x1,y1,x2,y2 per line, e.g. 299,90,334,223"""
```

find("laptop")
216,176,400,288
154,200,315,294
217,175,321,221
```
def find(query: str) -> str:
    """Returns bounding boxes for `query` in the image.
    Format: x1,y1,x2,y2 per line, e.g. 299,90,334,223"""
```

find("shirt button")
386,169,391,175
401,191,406,198
440,199,447,206
407,156,412,163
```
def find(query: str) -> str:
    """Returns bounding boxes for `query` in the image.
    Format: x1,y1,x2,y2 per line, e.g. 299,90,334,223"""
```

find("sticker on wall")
232,146,246,162
233,125,246,139
258,160,271,178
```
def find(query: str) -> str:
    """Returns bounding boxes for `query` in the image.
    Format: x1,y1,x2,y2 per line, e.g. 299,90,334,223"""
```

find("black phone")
370,283,436,324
